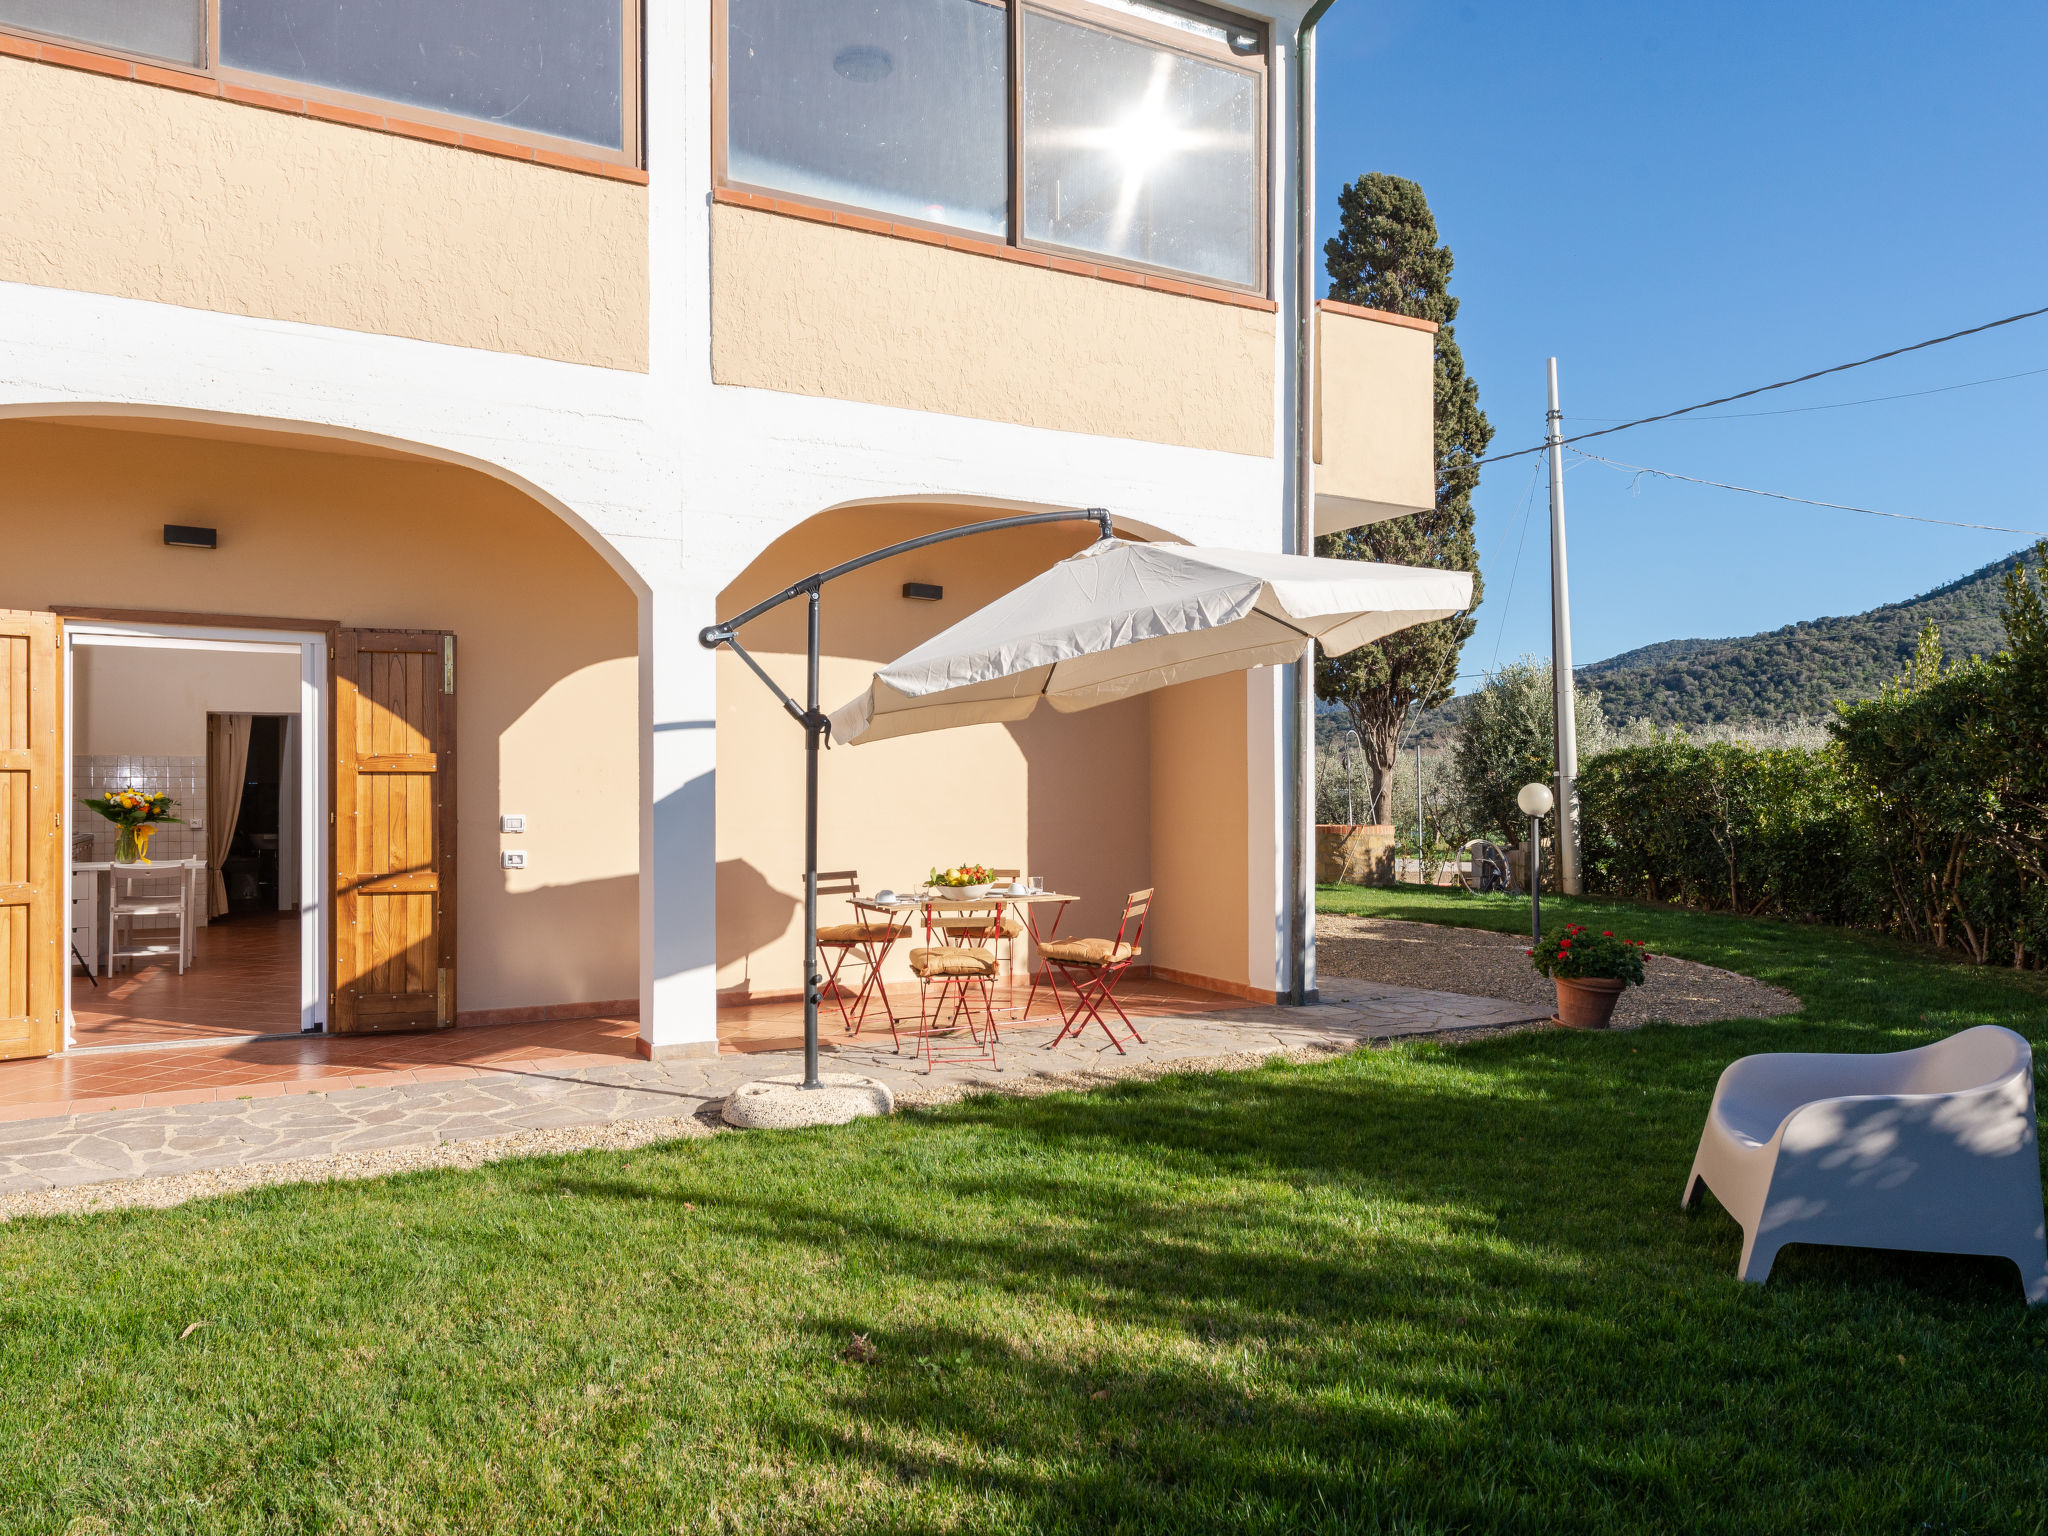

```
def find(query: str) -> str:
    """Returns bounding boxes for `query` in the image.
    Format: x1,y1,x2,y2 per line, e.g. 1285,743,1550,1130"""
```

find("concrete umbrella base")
722,1073,896,1129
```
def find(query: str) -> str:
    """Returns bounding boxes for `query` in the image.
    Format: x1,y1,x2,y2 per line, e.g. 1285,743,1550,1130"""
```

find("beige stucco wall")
73,645,300,757
1314,306,1437,534
715,506,1153,998
0,418,640,1015
1147,671,1253,991
711,205,1277,456
0,59,649,370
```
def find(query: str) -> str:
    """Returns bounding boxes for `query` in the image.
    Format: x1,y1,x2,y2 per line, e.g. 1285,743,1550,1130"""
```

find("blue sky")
1315,0,2048,688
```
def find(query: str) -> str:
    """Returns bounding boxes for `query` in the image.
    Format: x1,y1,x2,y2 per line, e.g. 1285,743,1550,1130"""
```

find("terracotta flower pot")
1552,975,1625,1030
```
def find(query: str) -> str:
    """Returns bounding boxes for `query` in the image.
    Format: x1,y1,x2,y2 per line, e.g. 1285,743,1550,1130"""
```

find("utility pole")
1545,358,1582,895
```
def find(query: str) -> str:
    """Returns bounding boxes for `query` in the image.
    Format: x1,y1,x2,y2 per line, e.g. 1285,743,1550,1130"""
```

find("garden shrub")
1577,547,2048,967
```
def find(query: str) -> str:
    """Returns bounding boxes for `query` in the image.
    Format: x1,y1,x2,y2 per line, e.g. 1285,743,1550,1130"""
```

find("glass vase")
114,825,148,864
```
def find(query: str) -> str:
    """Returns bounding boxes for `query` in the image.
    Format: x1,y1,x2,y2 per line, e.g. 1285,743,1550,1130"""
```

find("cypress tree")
1315,173,1491,824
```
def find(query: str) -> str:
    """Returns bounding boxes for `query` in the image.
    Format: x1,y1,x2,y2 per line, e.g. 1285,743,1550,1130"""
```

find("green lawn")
3,890,2046,1534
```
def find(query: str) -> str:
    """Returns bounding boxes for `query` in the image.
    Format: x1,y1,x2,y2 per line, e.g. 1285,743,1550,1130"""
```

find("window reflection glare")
1022,11,1258,288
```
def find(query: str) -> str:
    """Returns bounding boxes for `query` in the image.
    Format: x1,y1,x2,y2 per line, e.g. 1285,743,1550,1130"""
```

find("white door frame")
62,620,330,1039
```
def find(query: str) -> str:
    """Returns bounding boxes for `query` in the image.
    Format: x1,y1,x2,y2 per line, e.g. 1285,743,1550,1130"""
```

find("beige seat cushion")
1038,938,1140,968
817,922,909,944
936,915,1023,938
909,946,998,978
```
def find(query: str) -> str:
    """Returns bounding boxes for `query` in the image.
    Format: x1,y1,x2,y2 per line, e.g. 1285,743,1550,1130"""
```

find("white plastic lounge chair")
1684,1025,2047,1303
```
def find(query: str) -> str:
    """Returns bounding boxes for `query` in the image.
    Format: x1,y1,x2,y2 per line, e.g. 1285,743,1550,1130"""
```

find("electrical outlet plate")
500,813,526,833
501,850,527,869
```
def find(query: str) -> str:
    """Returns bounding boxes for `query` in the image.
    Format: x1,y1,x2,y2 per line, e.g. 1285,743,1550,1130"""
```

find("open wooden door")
0,611,64,1060
332,629,456,1033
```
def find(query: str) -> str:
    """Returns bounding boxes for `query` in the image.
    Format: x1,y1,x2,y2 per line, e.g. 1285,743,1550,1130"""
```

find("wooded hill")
1583,549,2020,725
1363,548,2028,746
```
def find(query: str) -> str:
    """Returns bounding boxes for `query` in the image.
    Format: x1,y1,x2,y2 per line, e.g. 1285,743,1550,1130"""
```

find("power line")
1488,457,1545,671
1570,448,2048,538
1478,304,2048,466
1569,363,2048,424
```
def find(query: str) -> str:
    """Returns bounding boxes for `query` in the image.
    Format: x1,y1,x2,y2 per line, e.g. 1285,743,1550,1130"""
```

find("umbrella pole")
803,587,823,1091
698,506,1112,1093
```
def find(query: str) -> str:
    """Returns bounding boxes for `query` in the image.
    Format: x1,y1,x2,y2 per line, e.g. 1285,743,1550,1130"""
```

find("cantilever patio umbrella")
829,534,1473,745
701,511,1471,1098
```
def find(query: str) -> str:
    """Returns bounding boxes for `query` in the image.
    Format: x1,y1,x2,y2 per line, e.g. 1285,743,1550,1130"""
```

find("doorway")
63,622,328,1046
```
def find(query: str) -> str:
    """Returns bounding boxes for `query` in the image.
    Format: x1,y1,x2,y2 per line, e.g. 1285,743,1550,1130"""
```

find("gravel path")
1317,914,1801,1028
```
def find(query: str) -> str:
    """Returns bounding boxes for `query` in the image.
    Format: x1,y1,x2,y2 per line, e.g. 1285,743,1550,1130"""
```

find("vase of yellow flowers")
83,787,183,864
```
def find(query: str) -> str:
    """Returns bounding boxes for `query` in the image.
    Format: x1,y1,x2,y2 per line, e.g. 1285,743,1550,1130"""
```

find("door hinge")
442,635,455,695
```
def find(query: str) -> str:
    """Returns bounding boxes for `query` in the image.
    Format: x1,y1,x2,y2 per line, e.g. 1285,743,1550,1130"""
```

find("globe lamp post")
1517,781,1555,942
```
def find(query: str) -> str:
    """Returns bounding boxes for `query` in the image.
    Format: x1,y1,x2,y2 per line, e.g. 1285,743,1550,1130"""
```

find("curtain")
206,712,253,919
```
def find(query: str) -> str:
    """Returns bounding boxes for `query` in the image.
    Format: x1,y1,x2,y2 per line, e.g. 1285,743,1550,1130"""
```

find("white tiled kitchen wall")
72,755,206,862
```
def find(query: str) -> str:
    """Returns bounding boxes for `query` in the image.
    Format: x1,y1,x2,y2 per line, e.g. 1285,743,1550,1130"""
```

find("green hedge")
1577,552,2048,966
1578,738,1876,927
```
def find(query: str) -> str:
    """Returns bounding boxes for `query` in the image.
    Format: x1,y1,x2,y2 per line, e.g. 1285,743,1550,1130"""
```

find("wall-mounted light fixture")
163,524,217,549
902,582,943,602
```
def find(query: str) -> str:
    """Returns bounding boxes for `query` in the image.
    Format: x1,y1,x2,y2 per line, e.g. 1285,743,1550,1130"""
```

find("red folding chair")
933,868,1023,977
1039,889,1152,1054
904,900,1004,1074
814,872,910,1046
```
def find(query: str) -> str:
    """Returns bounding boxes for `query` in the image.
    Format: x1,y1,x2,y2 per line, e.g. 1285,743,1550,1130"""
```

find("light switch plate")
500,813,526,833
501,850,527,869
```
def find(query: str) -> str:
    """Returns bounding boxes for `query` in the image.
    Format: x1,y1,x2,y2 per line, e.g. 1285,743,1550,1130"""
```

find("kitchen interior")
68,637,305,1048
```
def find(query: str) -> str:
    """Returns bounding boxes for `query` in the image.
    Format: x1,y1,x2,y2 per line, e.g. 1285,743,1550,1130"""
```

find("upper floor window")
0,0,638,162
0,0,203,64
720,0,1267,292
728,0,1009,238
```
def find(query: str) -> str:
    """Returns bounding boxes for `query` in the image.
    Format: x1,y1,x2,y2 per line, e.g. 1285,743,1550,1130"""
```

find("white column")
1246,663,1285,1001
637,575,720,1058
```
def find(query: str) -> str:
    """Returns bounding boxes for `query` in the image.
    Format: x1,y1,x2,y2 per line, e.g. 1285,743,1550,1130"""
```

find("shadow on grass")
544,1035,2045,1530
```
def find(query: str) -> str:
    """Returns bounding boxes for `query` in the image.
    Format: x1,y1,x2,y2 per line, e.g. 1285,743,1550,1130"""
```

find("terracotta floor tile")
222,1081,288,1100
0,1099,72,1122
142,1088,220,1107
73,911,300,1047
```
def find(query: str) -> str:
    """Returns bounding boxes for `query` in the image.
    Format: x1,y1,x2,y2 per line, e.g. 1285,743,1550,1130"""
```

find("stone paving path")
0,980,1548,1205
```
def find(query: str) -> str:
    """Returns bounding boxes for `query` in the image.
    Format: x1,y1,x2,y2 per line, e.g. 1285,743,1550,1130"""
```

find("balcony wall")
0,55,648,370
1313,300,1438,534
710,201,1277,456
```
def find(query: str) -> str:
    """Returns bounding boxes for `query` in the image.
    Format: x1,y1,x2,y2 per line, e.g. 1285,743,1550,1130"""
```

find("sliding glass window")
0,0,203,64
720,0,1267,292
222,0,627,151
727,0,1010,237
1020,8,1260,289
0,0,639,163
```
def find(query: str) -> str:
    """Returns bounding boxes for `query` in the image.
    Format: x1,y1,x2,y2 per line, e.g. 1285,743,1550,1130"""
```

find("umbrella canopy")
829,536,1473,746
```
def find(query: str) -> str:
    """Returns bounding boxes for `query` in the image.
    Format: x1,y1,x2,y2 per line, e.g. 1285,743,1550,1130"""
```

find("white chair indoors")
105,867,194,977
1684,1025,2048,1303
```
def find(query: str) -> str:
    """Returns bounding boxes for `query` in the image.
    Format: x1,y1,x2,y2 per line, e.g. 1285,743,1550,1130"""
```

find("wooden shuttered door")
0,611,63,1060
333,629,457,1034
